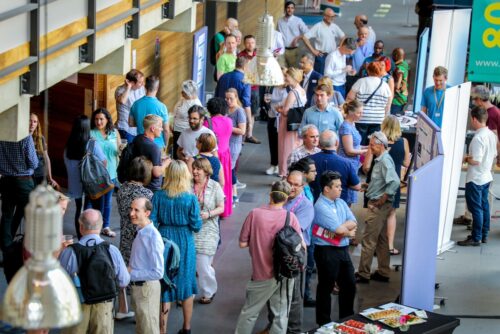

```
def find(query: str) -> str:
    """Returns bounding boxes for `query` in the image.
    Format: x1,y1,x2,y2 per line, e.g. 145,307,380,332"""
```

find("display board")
468,1,500,83
425,9,471,88
437,83,471,254
192,26,208,105
413,28,429,113
414,112,440,170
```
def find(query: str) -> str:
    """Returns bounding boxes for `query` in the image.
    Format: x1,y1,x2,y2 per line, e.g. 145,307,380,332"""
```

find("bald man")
301,8,345,74
354,14,376,51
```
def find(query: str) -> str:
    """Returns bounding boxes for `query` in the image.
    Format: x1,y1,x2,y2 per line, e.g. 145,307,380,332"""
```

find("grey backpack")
80,139,114,200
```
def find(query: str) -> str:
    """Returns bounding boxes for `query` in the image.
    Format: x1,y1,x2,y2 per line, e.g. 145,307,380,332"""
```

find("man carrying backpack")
128,197,164,334
59,209,129,334
236,181,305,334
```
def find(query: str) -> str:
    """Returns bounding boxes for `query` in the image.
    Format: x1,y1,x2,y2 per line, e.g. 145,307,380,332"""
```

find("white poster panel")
426,9,471,89
437,83,471,254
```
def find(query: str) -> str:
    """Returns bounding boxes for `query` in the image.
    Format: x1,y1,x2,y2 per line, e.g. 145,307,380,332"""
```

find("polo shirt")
304,21,345,54
130,96,168,148
421,85,450,128
216,53,236,75
313,194,356,247
277,15,309,47
299,104,344,136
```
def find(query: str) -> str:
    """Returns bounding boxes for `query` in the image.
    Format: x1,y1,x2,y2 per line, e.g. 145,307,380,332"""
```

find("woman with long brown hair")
29,113,58,188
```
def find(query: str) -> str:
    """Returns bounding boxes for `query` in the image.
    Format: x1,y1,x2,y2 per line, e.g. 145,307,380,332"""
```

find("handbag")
287,90,305,131
80,139,114,200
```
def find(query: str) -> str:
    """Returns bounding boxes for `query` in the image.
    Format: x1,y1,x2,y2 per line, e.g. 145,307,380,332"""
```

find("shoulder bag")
287,90,305,132
363,79,384,105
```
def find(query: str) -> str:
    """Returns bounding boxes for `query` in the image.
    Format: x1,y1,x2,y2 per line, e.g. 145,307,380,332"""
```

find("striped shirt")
353,77,391,125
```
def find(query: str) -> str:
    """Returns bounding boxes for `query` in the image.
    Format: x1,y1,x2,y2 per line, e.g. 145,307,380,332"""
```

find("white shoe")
236,181,247,189
274,166,279,174
115,311,135,320
266,166,277,175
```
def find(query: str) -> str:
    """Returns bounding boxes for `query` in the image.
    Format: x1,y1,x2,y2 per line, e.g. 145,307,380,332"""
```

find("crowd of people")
0,1,499,334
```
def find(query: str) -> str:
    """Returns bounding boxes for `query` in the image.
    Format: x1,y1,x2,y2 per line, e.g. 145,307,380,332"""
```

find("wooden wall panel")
215,3,228,32
237,0,284,37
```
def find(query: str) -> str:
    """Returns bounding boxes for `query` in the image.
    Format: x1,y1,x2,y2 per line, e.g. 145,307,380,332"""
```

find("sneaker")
457,238,480,246
273,166,279,174
233,196,239,203
266,166,277,175
370,271,390,282
245,136,261,144
115,311,135,320
236,181,247,189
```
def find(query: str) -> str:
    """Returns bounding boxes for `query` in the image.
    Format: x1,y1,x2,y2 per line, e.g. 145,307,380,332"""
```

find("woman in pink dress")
205,97,233,217
277,67,307,177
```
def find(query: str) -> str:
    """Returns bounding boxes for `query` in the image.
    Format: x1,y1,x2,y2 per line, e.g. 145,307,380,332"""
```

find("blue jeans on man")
314,54,328,75
465,181,491,242
333,85,346,99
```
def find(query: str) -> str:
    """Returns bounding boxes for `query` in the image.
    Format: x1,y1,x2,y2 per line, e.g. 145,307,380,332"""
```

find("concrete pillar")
0,95,30,142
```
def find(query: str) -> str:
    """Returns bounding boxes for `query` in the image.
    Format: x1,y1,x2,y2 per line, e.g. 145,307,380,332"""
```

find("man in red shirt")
236,181,304,334
472,85,500,166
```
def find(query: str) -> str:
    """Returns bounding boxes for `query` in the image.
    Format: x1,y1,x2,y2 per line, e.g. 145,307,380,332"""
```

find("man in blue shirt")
0,136,38,255
313,171,357,325
59,209,130,334
129,75,169,148
129,197,164,334
300,85,344,137
421,66,449,128
309,130,360,203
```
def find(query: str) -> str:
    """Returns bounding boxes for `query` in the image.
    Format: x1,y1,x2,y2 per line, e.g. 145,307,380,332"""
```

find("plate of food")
379,315,426,328
335,324,367,334
360,309,402,321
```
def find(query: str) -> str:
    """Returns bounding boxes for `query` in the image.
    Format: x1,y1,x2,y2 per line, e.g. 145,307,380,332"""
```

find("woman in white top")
346,61,392,145
277,67,307,177
172,80,202,158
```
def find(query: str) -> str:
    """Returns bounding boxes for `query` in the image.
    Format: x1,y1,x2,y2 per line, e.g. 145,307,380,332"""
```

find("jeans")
333,84,346,99
0,176,34,250
465,181,491,242
85,178,116,229
356,123,381,146
314,53,328,75
314,245,356,325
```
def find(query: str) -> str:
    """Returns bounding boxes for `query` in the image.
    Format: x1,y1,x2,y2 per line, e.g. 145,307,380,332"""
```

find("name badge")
435,113,441,117
312,80,317,83
322,120,329,124
332,208,337,214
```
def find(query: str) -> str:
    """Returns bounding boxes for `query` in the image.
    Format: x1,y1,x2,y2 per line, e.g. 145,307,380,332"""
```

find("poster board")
413,28,429,113
192,26,208,105
414,112,440,170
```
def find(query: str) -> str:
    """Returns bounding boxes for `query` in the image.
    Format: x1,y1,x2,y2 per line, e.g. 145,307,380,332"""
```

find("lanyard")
289,194,304,213
433,88,445,110
193,180,208,210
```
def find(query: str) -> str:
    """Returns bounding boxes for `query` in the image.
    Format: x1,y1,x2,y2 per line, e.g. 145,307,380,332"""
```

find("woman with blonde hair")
362,115,410,255
29,113,59,187
277,67,307,177
192,158,224,304
151,160,202,334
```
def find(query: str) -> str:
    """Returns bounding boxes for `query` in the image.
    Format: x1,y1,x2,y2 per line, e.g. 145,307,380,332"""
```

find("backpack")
70,240,119,304
273,211,306,280
117,141,135,183
80,139,114,200
161,237,180,292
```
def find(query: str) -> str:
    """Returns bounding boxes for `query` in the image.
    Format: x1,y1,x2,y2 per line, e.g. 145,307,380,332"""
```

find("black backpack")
273,211,306,280
117,141,135,183
70,240,119,304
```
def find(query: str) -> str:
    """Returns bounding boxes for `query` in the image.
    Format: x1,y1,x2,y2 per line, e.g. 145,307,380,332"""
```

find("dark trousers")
356,123,381,146
314,245,356,326
267,117,279,166
466,181,491,242
173,131,181,159
74,198,84,239
314,54,328,75
304,242,316,301
0,176,35,250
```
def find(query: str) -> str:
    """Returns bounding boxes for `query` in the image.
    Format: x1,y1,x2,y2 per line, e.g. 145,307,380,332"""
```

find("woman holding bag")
277,67,307,177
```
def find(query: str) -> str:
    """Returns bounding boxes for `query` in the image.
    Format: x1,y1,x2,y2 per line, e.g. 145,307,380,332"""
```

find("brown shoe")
453,215,472,225
245,136,261,144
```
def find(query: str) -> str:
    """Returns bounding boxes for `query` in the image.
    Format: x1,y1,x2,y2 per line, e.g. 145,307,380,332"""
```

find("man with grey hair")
287,124,321,169
299,53,322,108
59,209,130,334
356,131,400,283
309,130,360,203
130,75,169,148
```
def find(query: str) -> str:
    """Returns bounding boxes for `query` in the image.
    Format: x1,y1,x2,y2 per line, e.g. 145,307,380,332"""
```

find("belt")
285,47,298,50
130,281,145,286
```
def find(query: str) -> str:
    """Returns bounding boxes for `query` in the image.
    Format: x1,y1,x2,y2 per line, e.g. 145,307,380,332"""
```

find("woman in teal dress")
151,160,202,334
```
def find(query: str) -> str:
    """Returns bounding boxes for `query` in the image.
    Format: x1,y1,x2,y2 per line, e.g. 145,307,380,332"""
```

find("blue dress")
150,191,202,302
338,121,362,204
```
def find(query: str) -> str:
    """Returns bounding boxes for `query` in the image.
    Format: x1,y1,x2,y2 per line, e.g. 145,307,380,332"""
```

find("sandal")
199,294,215,304
389,248,400,256
101,227,116,238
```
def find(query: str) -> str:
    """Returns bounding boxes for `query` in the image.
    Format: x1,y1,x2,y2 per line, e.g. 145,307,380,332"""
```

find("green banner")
468,1,500,83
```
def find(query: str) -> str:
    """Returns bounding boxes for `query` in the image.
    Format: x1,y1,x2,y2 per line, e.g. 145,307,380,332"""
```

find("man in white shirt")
115,69,145,142
301,8,345,75
457,107,497,246
324,37,357,98
278,1,309,68
177,105,216,160
129,197,164,334
354,14,376,51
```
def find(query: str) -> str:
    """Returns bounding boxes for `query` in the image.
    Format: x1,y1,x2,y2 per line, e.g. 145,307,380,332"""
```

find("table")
307,310,460,334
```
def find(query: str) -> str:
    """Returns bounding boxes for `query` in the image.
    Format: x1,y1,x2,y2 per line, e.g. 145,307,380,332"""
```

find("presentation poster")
192,26,208,104
414,112,440,170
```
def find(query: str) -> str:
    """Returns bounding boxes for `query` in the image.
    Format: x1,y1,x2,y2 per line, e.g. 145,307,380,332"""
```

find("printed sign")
192,26,208,104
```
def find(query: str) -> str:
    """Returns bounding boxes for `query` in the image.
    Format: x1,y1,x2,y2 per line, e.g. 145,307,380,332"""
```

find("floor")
1,0,499,333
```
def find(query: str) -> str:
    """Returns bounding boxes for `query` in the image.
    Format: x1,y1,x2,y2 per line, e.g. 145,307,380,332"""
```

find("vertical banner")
425,9,471,88
437,83,471,254
413,28,429,113
468,1,500,83
193,26,208,105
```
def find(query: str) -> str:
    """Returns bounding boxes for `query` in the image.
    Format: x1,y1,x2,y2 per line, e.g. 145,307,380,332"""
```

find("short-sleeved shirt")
228,107,247,148
313,194,356,247
392,61,409,106
215,70,251,108
487,105,500,133
283,193,314,245
239,205,302,281
304,21,345,54
354,77,392,125
115,85,145,135
177,127,216,158
216,53,237,75
130,96,169,148
132,134,162,191
277,15,309,47
365,151,401,201
466,127,497,186
90,129,119,180
421,85,450,128
300,105,344,135
173,98,202,132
